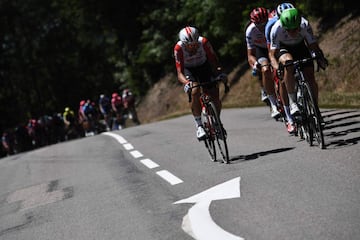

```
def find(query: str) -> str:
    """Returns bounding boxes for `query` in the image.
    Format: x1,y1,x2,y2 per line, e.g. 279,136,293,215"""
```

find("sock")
288,93,297,105
267,94,278,109
284,106,293,123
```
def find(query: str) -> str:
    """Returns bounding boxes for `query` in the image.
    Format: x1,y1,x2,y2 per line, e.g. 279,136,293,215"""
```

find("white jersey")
174,36,208,68
269,17,317,50
245,22,267,49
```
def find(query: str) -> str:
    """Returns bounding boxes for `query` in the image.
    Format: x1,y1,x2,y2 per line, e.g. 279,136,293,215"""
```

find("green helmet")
280,8,301,30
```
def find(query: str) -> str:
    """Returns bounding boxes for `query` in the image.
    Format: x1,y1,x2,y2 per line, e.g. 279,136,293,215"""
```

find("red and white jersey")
174,36,217,72
245,22,267,49
269,17,317,50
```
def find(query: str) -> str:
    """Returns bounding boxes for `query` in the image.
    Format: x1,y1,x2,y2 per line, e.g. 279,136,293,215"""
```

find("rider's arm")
247,48,258,69
269,49,279,70
202,37,222,74
174,44,190,85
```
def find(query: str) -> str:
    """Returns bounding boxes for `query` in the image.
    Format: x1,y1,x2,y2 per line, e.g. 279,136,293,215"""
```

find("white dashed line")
130,150,143,158
123,143,134,150
156,170,183,185
102,132,183,185
140,159,159,169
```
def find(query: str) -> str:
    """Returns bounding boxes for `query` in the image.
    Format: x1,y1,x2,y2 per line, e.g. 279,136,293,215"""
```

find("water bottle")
202,106,208,126
202,106,207,117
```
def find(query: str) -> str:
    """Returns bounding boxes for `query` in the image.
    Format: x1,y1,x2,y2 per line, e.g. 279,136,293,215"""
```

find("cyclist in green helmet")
268,8,328,131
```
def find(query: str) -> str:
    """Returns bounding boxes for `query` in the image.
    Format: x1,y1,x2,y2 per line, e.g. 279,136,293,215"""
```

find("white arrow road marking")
174,177,243,240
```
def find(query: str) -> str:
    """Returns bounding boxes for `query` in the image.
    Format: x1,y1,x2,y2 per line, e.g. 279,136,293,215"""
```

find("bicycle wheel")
202,111,216,161
296,85,312,142
303,82,326,149
207,102,230,164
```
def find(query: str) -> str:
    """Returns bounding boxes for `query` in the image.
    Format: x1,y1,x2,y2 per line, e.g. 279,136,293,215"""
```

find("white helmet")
179,26,199,44
276,3,295,17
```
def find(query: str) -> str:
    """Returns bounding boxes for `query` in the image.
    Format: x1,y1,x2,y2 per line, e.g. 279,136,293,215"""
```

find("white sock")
268,94,278,109
284,106,293,123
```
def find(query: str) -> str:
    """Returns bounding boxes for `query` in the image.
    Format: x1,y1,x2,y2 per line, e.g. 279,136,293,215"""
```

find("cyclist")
98,94,112,131
265,3,298,133
269,8,328,122
173,26,227,140
111,92,124,130
122,88,140,125
246,7,280,119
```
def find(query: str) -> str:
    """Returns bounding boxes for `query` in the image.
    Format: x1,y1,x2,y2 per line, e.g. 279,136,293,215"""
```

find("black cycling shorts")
184,61,215,85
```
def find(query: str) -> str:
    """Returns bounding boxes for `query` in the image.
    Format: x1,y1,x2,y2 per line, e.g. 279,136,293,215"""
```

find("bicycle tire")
202,111,217,161
207,102,230,164
303,82,326,149
296,84,312,143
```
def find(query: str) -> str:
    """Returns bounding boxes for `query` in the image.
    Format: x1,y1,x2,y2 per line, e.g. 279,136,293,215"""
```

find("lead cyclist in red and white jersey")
173,26,227,140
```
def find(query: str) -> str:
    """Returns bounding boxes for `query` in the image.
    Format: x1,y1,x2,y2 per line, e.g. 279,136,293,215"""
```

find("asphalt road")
0,107,359,240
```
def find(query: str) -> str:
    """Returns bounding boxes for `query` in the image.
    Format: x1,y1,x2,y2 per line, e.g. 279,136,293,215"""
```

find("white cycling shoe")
196,126,206,141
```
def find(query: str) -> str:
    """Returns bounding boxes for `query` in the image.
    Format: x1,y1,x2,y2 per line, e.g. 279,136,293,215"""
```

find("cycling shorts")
184,61,215,86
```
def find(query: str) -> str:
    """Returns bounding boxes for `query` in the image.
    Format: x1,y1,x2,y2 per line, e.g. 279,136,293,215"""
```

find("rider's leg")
190,84,202,127
259,58,279,118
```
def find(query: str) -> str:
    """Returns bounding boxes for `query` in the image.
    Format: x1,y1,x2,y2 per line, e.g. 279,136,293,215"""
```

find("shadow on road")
322,109,360,148
229,147,294,163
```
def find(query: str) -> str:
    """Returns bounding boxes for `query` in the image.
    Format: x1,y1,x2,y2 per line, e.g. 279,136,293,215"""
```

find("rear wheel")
208,102,229,164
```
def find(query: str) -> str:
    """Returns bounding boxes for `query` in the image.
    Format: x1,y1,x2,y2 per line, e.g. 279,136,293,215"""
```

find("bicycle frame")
283,56,326,149
188,78,230,163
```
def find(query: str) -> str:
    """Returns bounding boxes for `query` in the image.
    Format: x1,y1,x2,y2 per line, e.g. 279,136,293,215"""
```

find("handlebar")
187,77,230,103
283,55,317,68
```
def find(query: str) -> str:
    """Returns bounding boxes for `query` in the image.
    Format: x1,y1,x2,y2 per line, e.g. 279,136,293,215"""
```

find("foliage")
0,0,354,131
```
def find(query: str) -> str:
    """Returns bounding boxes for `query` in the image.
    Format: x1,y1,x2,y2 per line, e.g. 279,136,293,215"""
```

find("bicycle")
188,76,230,164
281,55,326,149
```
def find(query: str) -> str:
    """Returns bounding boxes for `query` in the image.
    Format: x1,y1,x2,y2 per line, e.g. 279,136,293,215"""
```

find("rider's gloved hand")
184,82,192,93
312,50,328,70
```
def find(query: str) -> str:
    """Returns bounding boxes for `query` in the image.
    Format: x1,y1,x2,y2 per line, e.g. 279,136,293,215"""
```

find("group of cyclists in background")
1,88,140,157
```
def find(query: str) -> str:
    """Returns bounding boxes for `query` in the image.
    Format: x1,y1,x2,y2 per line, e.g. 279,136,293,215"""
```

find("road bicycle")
188,76,230,163
282,55,326,149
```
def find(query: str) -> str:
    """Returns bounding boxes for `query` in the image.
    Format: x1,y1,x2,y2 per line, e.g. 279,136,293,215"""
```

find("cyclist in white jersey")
269,8,328,119
245,7,280,119
265,3,297,134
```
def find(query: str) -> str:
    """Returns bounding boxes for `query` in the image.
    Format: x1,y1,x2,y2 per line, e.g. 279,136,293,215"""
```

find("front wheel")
202,111,216,161
303,82,326,149
207,102,229,164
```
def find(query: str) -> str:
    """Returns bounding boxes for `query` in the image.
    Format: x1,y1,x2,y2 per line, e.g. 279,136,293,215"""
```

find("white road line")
130,150,143,158
123,143,134,150
156,170,183,185
103,133,183,186
102,132,127,144
140,159,159,169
